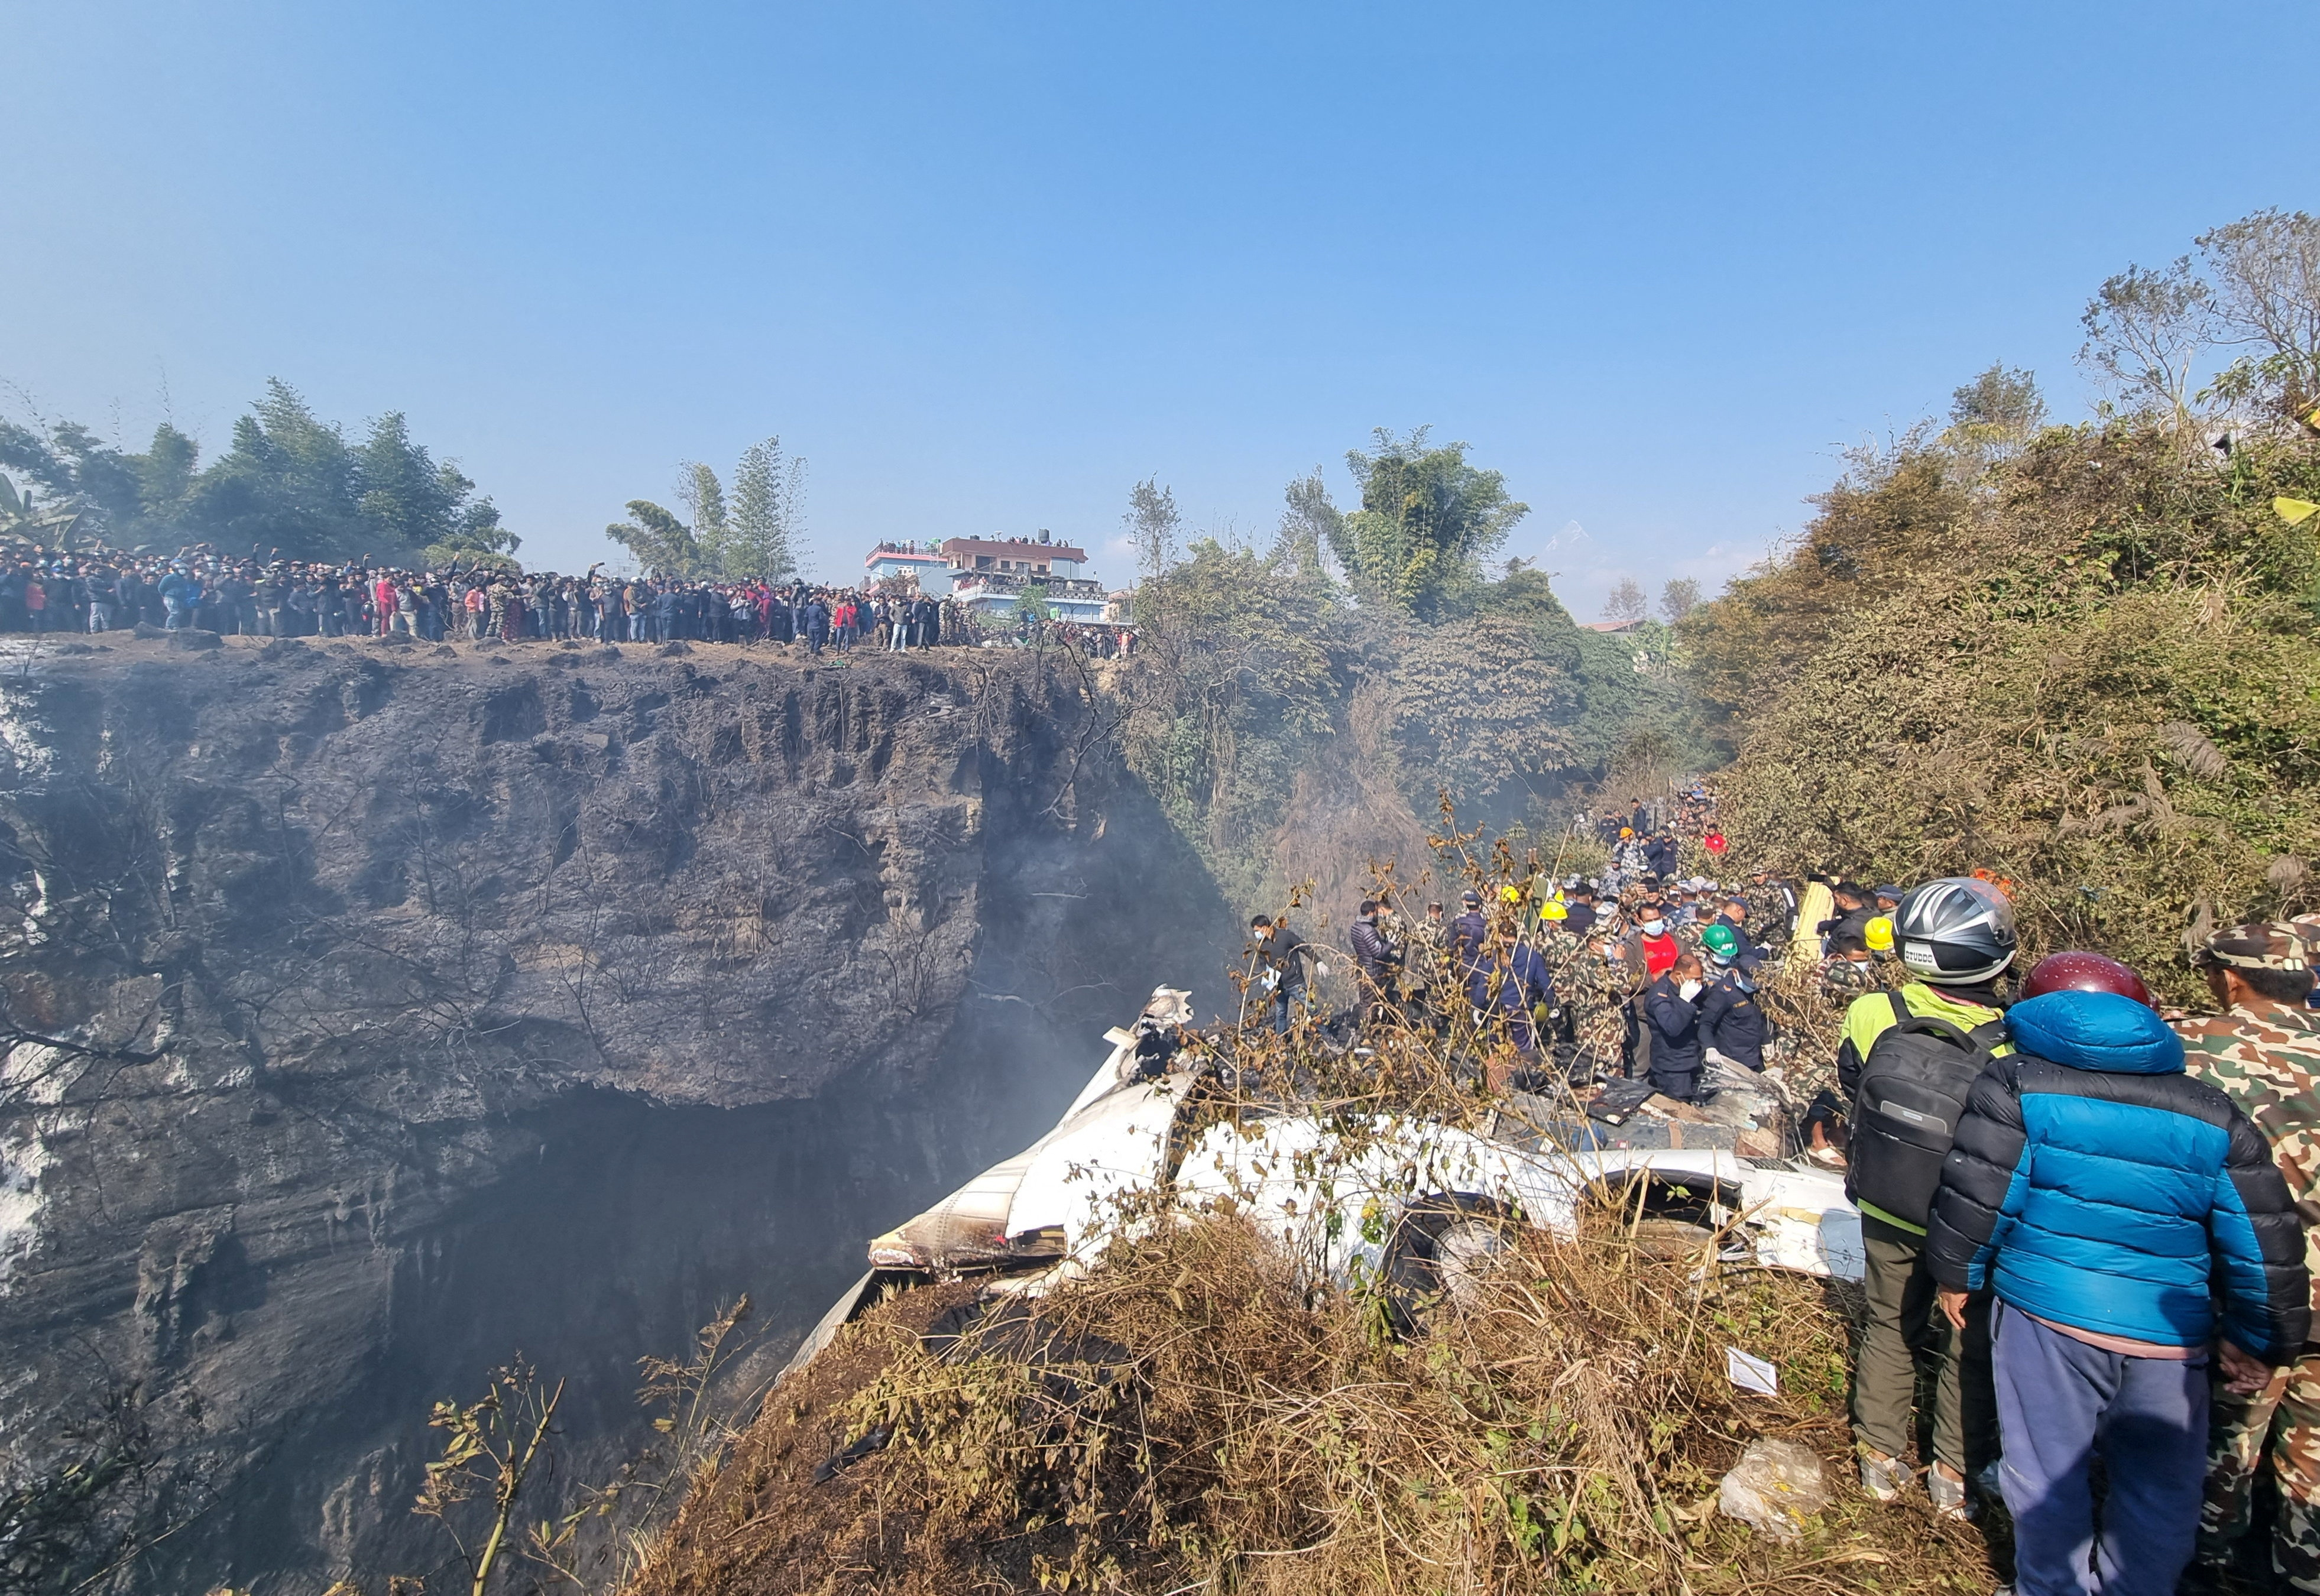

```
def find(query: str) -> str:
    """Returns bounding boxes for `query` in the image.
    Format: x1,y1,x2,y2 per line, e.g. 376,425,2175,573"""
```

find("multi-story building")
938,531,1109,623
861,541,955,592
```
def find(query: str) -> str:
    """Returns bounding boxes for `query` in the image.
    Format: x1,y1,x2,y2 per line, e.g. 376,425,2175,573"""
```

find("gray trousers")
1849,1212,1997,1475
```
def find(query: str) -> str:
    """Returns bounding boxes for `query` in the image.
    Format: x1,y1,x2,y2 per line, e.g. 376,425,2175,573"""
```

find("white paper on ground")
1726,1346,1778,1395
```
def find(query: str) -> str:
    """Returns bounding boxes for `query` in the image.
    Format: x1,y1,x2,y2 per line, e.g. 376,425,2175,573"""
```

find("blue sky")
4,2,2312,613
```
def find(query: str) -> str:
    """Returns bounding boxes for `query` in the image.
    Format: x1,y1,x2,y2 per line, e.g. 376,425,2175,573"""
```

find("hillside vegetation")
1692,364,2320,995
1116,435,1700,916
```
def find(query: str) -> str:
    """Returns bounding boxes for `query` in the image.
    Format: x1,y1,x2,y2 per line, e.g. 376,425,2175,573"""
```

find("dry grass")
626,1208,2001,1596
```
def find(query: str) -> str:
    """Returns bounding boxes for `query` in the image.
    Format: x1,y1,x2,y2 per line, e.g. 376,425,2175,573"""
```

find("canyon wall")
0,635,1236,1591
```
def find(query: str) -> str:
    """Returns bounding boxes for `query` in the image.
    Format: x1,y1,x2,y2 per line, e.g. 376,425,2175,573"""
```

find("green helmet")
1702,923,1740,960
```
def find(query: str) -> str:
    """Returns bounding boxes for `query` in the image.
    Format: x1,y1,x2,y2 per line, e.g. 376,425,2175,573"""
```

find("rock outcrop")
0,636,1234,1592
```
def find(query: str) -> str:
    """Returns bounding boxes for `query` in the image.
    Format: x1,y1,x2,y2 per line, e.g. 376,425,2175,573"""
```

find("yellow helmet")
1540,900,1568,921
1502,884,1525,904
1619,826,1634,839
1866,914,1895,953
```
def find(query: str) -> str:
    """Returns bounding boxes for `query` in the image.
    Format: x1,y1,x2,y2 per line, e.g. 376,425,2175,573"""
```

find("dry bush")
628,1208,1997,1596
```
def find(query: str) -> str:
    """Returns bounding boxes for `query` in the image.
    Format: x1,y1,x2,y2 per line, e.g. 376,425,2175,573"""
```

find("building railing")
952,573,1107,598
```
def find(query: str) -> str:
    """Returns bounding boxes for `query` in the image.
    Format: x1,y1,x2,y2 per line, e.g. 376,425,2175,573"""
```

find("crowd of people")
1244,789,2320,1596
0,541,1139,657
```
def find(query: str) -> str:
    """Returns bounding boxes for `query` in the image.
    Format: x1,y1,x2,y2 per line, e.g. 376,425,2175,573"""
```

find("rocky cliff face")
0,635,1235,1592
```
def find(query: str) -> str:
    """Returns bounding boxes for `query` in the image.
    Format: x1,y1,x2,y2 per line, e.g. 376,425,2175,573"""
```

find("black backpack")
1847,990,2006,1229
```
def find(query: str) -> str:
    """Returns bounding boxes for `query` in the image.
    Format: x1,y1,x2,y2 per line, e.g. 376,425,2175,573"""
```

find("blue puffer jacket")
1926,989,2309,1360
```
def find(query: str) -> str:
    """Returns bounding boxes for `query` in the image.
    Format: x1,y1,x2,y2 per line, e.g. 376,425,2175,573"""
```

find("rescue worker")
1841,877,2013,1518
1405,901,1449,1022
1449,890,1493,1041
1562,883,1599,939
1248,914,1318,1034
1818,880,1879,952
1641,952,1707,1101
1864,913,1901,975
1626,901,1681,981
1348,899,1400,1021
1561,933,1628,1082
1745,867,1799,942
1819,933,1881,999
1699,924,1769,1072
2179,924,2320,1592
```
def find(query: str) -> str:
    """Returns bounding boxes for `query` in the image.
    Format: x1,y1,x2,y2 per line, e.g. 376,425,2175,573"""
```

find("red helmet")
2020,951,2153,1008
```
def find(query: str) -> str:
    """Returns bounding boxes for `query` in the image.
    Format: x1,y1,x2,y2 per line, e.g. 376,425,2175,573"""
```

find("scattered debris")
1717,1438,1830,1539
1725,1346,1779,1395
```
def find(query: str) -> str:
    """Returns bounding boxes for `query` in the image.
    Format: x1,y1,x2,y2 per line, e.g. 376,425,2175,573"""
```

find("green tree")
677,462,730,572
727,437,804,579
183,380,363,558
605,499,701,575
0,417,202,550
1270,469,1340,585
1126,478,1182,588
1330,427,1528,619
1388,611,1584,827
1658,578,1700,623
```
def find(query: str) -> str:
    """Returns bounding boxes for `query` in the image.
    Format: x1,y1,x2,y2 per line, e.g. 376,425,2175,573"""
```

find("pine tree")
727,437,805,579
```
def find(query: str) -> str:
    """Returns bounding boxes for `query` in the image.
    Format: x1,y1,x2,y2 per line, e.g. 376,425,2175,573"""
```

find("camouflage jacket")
2178,1002,2320,1321
1818,955,1881,1002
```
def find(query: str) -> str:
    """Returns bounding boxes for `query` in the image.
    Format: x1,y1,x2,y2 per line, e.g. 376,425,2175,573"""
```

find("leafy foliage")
1693,420,2320,998
614,438,805,579
605,499,704,576
727,437,804,580
2,380,508,562
1330,427,1528,619
1122,459,1701,910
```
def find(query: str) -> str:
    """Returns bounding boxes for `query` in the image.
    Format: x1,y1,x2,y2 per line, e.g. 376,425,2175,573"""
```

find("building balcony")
952,572,1107,599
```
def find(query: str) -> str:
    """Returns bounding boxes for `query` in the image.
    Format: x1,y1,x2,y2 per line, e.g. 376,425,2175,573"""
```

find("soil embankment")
0,633,1236,1591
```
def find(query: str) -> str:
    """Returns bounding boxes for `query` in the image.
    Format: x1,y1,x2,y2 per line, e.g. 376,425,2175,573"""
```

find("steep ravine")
0,635,1237,1592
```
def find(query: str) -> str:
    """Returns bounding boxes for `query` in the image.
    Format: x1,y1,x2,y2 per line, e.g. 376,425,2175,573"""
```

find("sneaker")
1858,1449,1914,1501
1927,1465,1974,1520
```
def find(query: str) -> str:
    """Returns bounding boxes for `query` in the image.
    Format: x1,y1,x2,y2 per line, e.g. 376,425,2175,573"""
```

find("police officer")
1698,925,1770,1073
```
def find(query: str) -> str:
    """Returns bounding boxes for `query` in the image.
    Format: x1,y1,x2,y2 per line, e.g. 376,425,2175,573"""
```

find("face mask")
1679,979,1704,1001
1640,919,1667,937
1735,973,1757,994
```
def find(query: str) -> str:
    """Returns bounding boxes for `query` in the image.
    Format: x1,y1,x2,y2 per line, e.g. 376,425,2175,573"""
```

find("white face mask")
1641,919,1667,937
1679,979,1704,1001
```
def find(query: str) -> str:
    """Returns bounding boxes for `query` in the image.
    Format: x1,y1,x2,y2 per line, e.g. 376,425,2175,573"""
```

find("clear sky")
5,1,2312,612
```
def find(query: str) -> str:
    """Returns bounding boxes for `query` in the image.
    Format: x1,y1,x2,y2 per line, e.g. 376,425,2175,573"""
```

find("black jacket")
1642,974,1703,1089
1699,977,1768,1071
1256,926,1313,995
1348,917,1397,982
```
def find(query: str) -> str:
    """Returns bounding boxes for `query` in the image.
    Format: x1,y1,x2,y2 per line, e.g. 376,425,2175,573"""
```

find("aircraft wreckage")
782,987,1864,1380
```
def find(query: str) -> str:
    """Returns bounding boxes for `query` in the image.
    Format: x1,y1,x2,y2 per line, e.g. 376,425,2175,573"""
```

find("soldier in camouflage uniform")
1819,937,1882,1002
1559,934,1631,1081
1744,868,1798,943
2180,922,2320,1592
1402,901,1450,1023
